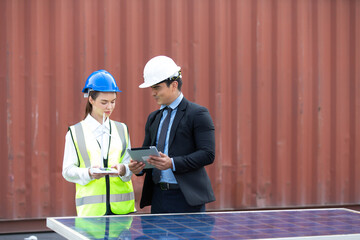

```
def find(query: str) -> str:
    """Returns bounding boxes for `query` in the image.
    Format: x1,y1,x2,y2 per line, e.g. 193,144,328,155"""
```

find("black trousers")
151,184,205,214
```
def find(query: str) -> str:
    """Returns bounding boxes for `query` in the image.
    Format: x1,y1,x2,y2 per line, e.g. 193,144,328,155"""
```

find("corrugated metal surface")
0,0,359,220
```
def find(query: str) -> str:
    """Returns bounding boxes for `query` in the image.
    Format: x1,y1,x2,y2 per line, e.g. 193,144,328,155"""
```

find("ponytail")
84,91,100,119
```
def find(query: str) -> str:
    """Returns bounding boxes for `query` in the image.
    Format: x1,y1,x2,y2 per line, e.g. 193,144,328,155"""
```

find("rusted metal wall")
0,0,359,220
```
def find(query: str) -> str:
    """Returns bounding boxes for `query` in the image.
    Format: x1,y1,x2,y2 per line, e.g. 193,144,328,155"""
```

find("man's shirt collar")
160,92,183,111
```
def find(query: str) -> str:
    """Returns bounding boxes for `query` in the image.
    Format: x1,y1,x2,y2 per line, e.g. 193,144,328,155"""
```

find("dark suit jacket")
139,97,216,208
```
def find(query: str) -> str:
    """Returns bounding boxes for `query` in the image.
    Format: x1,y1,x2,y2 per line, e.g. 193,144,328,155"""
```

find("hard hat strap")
84,89,93,98
168,71,181,82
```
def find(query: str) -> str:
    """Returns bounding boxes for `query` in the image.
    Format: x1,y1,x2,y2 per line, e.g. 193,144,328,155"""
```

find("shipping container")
0,0,359,222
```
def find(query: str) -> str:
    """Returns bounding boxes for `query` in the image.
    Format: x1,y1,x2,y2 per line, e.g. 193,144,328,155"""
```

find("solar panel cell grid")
47,208,360,239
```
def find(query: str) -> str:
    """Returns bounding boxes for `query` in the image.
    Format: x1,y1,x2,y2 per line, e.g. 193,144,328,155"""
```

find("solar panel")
47,208,360,239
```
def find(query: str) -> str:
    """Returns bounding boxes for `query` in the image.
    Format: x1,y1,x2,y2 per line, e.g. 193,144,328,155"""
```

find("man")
129,55,215,213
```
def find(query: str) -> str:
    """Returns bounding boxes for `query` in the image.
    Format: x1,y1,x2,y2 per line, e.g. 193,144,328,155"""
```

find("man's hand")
129,160,146,174
147,152,173,170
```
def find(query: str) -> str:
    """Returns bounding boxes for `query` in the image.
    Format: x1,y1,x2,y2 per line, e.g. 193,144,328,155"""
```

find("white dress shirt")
62,114,132,185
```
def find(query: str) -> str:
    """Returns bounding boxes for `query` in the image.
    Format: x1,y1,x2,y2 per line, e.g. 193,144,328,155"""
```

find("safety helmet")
82,70,121,95
139,55,181,88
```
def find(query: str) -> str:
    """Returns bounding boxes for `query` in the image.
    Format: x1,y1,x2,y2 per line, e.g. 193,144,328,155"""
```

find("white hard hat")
139,55,181,88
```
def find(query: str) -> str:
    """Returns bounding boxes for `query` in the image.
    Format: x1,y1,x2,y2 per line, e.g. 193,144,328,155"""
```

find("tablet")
90,167,118,174
127,146,160,169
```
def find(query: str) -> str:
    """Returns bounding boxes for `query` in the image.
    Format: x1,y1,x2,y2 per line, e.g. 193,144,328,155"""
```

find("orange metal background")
0,0,359,220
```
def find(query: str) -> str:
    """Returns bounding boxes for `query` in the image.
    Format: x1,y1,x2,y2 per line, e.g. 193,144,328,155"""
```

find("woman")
62,70,135,216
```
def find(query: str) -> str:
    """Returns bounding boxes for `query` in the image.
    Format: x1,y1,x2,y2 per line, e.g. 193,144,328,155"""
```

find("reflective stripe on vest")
70,120,135,216
76,192,134,207
74,122,91,168
113,121,127,159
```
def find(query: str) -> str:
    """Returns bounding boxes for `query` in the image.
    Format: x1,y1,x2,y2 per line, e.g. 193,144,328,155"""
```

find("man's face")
151,81,178,106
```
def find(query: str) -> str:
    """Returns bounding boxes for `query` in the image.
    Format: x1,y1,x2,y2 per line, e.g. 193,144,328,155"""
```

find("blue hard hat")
82,70,122,93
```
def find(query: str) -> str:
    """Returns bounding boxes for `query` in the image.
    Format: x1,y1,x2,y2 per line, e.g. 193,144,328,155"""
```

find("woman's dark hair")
84,90,101,119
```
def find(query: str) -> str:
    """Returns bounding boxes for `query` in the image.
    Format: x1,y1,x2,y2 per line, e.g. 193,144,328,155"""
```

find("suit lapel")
169,98,188,148
150,110,162,146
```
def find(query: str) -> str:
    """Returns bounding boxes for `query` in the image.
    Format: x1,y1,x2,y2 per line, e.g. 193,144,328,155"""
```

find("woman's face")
89,92,117,122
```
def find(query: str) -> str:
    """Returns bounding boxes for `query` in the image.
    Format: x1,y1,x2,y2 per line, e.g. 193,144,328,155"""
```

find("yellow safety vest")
69,120,135,216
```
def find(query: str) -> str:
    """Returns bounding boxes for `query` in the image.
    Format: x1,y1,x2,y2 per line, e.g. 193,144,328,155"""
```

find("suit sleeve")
172,106,215,173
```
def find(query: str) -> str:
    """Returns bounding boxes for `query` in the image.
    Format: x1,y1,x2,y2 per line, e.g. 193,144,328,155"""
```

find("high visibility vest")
69,120,135,216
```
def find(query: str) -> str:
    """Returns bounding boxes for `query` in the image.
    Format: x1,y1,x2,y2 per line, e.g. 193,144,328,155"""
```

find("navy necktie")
153,107,172,183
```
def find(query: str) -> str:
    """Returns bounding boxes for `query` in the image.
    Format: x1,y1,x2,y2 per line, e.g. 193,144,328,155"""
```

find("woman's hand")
111,163,126,176
88,165,109,179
